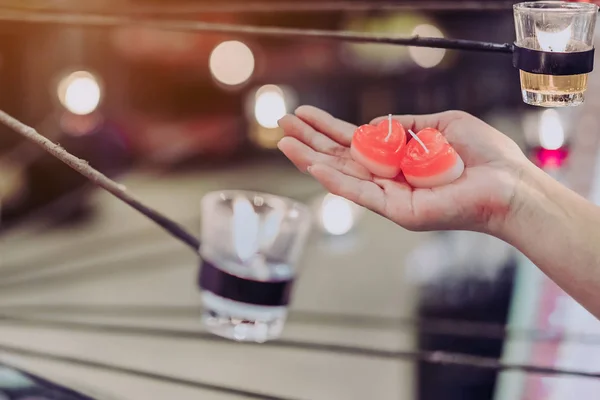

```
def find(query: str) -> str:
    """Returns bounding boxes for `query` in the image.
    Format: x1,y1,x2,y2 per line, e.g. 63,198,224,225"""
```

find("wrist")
487,160,544,241
491,160,569,246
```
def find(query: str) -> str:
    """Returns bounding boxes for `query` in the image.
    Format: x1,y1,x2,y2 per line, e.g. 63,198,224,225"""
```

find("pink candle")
350,115,406,178
401,128,464,188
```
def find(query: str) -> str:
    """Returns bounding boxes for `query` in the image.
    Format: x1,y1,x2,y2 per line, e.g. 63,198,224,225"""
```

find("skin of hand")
277,105,529,236
279,105,600,319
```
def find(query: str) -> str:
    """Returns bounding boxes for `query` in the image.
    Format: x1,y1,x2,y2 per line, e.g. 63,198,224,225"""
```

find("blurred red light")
532,147,570,169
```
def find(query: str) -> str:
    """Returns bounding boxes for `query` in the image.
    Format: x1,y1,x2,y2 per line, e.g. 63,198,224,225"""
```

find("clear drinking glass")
514,1,598,107
198,190,311,343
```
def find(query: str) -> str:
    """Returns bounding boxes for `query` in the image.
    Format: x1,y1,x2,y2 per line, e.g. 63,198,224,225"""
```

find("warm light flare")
57,71,102,115
254,85,287,129
409,24,446,68
320,194,356,235
539,109,566,150
209,41,255,86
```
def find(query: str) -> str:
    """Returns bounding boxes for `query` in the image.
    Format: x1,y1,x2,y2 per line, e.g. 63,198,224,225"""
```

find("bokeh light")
320,194,358,236
0,160,26,206
409,24,446,68
209,41,255,86
534,147,570,169
57,71,102,115
539,109,566,150
254,85,287,129
341,14,416,72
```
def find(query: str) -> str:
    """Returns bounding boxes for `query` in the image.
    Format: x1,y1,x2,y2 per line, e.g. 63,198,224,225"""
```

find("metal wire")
0,7,515,53
0,315,599,380
0,221,591,347
0,247,192,292
0,350,297,400
0,250,590,347
0,238,581,348
0,243,591,346
0,214,198,279
2,302,599,345
8,1,518,14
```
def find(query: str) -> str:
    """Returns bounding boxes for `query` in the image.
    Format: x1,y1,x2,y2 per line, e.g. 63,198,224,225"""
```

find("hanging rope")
6,1,518,14
0,110,200,251
0,7,514,53
0,315,599,380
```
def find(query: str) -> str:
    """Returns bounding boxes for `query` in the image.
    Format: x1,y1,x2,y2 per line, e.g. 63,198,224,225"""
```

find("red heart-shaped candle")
350,118,407,178
400,128,464,188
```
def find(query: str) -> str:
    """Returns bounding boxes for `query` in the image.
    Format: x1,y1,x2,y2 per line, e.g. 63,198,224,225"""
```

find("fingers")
278,137,372,180
278,114,345,156
308,164,386,215
295,106,356,146
372,176,418,226
371,110,463,134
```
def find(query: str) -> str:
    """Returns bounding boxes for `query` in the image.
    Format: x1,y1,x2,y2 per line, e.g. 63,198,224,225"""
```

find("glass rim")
514,1,599,13
201,189,311,216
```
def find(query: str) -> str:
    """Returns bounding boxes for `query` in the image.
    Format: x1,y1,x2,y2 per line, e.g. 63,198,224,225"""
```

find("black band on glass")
513,44,595,76
198,259,293,306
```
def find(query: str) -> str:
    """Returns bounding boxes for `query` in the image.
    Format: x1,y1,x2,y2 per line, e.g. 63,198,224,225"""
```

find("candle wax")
401,128,464,188
350,119,407,178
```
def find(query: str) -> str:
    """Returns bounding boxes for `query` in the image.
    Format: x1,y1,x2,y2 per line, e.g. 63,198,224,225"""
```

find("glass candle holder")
198,190,311,343
514,1,598,107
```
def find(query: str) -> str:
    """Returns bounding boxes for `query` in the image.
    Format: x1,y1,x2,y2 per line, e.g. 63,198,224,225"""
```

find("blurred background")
0,0,599,399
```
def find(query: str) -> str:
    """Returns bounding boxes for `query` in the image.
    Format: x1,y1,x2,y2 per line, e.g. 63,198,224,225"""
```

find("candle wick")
408,129,429,153
384,114,393,142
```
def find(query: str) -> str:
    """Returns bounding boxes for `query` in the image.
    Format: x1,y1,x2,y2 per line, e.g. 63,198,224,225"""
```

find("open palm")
278,106,527,233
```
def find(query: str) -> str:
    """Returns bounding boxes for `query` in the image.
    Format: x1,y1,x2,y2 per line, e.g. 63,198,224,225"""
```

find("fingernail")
306,166,313,175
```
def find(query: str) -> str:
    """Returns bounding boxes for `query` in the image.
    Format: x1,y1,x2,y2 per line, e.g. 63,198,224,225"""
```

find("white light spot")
232,197,260,261
209,41,255,86
320,194,355,236
254,85,287,129
289,209,299,219
57,71,101,115
259,208,284,251
409,24,446,68
539,109,565,150
536,25,572,52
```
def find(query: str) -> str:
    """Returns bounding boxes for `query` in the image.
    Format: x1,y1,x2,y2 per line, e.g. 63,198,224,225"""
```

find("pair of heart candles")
350,115,464,188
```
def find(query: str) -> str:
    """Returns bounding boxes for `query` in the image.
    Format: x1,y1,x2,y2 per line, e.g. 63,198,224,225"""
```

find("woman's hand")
277,105,529,234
